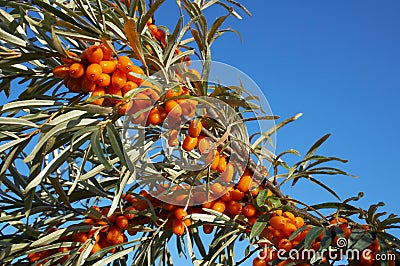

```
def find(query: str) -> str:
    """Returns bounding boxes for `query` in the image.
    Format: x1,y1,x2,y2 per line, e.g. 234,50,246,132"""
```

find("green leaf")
0,117,38,128
256,189,269,207
90,129,113,171
250,213,269,240
348,229,375,250
304,226,323,248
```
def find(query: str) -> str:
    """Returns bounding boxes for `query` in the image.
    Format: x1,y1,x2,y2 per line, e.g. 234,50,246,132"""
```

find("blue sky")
155,0,400,263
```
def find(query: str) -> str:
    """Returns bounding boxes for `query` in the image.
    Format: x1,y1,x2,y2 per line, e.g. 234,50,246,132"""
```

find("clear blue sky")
154,1,400,263
156,0,400,217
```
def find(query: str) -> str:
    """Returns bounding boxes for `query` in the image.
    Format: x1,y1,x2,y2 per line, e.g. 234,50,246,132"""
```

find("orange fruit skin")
203,224,213,234
282,221,297,237
69,62,85,78
62,51,79,64
72,232,88,243
67,77,83,92
96,73,111,87
111,70,127,89
182,135,198,151
293,217,305,228
211,200,226,213
87,45,104,64
210,182,224,194
242,205,256,217
100,60,117,74
197,136,210,154
221,163,234,183
116,216,129,230
81,76,96,93
174,208,188,221
122,81,138,94
217,155,227,173
230,189,245,201
210,150,220,170
188,120,202,137
127,65,145,84
100,43,113,60
117,56,134,73
86,63,102,81
90,86,105,105
226,200,242,216
172,218,185,236
220,190,232,201
278,238,293,252
269,216,286,230
165,100,182,119
237,170,252,193
53,65,70,78
91,243,102,254
107,226,123,244
148,106,167,125
253,258,267,266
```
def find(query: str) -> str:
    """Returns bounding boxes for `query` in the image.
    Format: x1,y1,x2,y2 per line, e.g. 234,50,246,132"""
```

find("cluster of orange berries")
52,44,148,114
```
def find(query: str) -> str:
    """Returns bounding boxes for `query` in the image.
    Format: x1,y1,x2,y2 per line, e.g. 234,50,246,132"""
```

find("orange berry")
72,232,88,243
27,253,42,263
330,217,348,229
283,211,295,221
182,135,198,151
148,106,167,125
111,70,127,89
217,155,227,173
117,56,134,73
61,50,79,64
293,217,305,228
220,190,232,201
211,200,226,213
116,216,129,230
67,77,83,92
87,45,103,63
123,207,136,220
90,86,105,105
203,224,213,234
197,136,210,154
133,92,151,109
183,218,192,227
100,60,117,73
91,243,102,254
269,216,286,230
221,162,234,183
237,169,252,193
172,218,185,236
278,238,293,252
69,62,85,78
148,24,157,33
226,200,242,216
100,43,113,60
230,189,244,201
210,150,220,170
165,100,182,119
96,73,111,87
122,81,138,94
188,119,202,137
107,226,123,244
174,208,188,221
242,205,256,218
282,221,297,237
81,75,96,93
86,63,102,81
210,182,225,195
166,88,181,99
53,65,70,78
253,258,267,266
127,65,145,84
